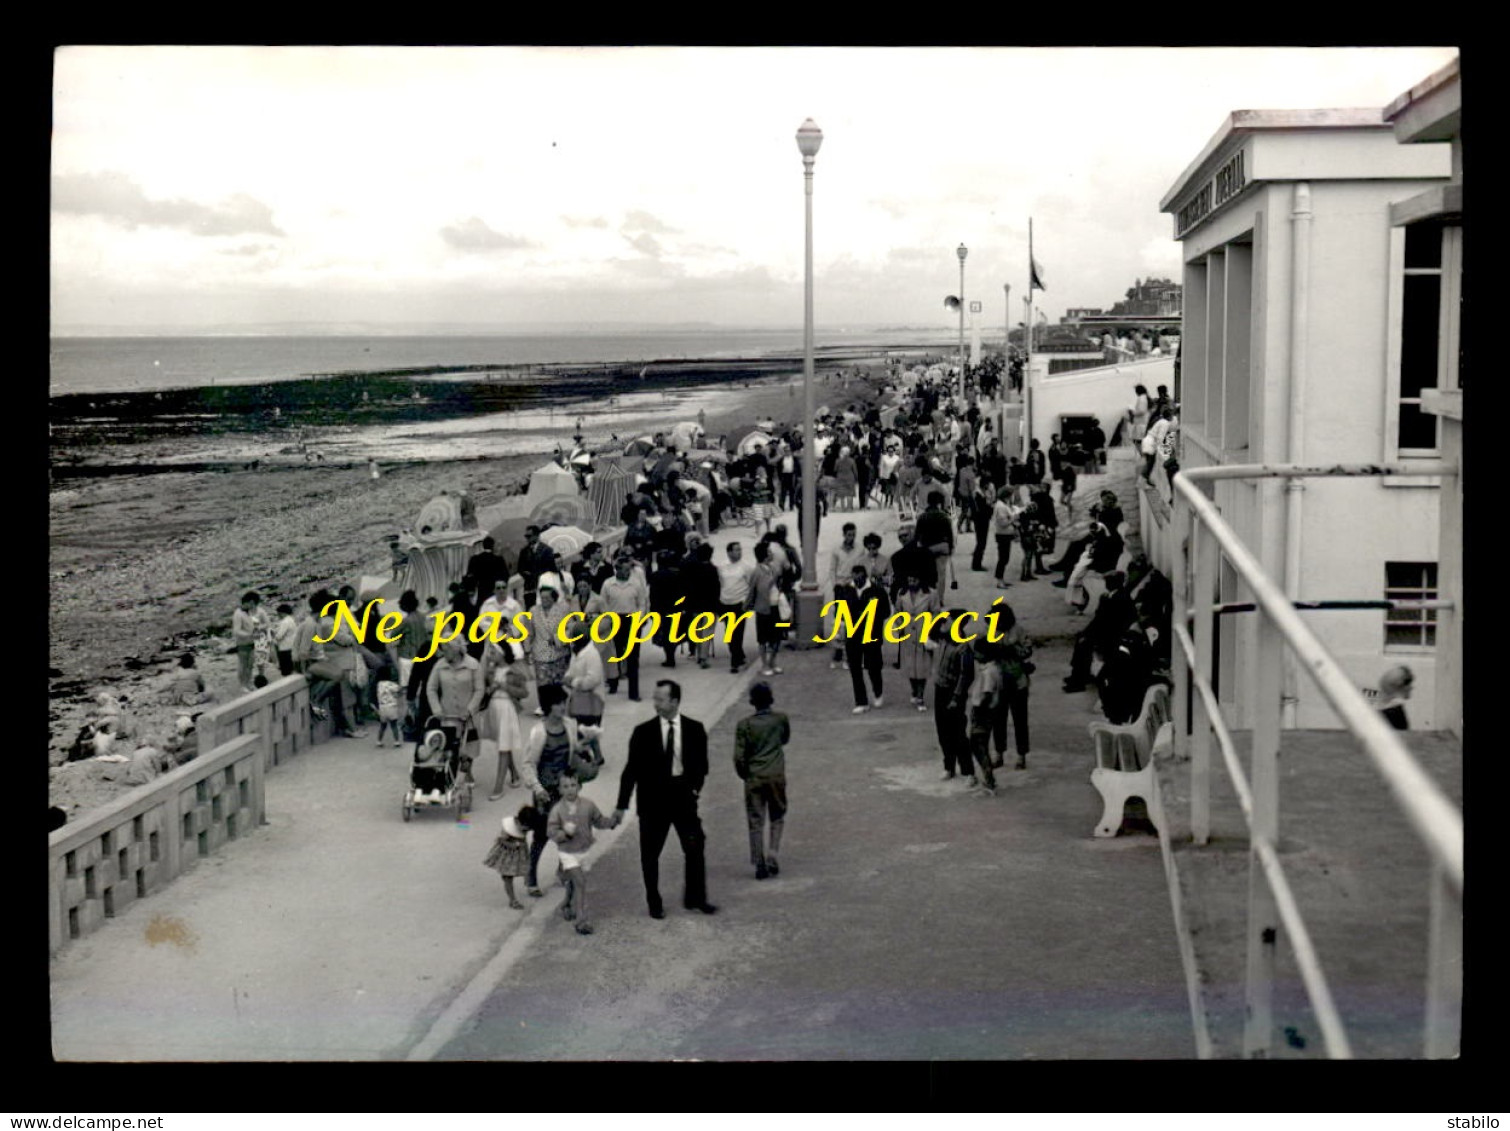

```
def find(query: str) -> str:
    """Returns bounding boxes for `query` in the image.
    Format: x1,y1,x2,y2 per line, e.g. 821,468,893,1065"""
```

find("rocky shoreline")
49,347,907,458
48,355,921,818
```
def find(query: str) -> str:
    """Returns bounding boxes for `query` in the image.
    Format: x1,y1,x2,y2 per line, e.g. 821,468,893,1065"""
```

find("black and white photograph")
47,45,1464,1063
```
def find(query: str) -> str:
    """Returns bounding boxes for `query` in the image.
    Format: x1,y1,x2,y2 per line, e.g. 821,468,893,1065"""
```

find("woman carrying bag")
564,635,607,773
519,684,602,897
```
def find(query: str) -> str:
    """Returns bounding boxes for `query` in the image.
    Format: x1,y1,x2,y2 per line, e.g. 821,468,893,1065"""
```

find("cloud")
220,242,277,258
608,253,679,278
562,215,609,229
622,209,677,235
624,232,664,259
438,217,535,252
52,170,284,237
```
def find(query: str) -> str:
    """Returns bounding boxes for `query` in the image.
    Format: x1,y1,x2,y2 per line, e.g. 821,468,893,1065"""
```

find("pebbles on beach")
49,367,894,816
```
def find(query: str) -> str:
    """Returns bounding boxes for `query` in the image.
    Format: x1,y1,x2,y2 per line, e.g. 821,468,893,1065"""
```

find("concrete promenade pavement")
50,453,1193,1060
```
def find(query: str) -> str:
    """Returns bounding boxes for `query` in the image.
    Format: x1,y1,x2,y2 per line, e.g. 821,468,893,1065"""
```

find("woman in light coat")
563,634,607,770
479,638,530,800
895,574,941,709
1128,384,1151,444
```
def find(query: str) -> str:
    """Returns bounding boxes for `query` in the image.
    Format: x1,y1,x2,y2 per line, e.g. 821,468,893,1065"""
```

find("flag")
1029,218,1046,292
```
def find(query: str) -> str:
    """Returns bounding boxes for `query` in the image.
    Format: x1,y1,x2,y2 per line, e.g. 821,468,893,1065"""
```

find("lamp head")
957,243,968,262
796,119,823,159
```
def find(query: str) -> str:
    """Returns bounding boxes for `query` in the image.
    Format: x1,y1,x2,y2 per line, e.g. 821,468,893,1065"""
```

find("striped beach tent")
588,455,636,530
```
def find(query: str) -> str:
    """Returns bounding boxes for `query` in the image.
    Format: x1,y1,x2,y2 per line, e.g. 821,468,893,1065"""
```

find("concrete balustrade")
49,673,328,957
48,733,266,956
197,673,328,770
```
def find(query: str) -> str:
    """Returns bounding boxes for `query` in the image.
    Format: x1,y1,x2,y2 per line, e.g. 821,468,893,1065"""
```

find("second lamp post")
956,243,968,399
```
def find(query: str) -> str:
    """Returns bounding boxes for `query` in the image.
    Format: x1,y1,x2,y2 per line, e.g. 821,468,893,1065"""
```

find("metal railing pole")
1174,469,1462,885
1424,863,1464,1058
1190,518,1217,845
1170,503,1190,764
1242,599,1285,1057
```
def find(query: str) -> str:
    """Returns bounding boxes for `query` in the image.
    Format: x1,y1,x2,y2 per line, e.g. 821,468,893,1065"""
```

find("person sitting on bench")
1063,571,1136,692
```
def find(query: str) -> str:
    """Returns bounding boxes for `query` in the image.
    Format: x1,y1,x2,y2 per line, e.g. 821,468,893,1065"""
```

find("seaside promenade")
48,449,1456,1061
50,454,1199,1061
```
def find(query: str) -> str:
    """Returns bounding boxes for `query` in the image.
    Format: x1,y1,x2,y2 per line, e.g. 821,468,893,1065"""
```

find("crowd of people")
197,357,1184,927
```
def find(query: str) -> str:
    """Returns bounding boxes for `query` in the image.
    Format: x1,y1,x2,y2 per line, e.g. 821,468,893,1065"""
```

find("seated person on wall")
1125,555,1174,675
1048,491,1124,581
1064,571,1136,693
1095,625,1158,727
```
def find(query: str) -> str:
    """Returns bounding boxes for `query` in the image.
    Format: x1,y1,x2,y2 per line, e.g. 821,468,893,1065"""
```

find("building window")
1385,561,1437,649
1397,223,1442,454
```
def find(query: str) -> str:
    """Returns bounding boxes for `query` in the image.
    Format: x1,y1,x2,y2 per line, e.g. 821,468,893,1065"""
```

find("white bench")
1087,683,1170,838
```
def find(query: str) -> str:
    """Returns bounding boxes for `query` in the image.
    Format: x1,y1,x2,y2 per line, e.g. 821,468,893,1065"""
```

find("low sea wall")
48,733,266,956
49,674,323,957
198,674,328,770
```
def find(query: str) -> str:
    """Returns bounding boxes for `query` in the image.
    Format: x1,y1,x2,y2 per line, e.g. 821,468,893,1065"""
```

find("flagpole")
1025,219,1035,461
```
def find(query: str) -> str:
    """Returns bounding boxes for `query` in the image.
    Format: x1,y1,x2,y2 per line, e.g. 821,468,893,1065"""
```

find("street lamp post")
1003,282,1011,400
795,118,823,645
956,243,968,400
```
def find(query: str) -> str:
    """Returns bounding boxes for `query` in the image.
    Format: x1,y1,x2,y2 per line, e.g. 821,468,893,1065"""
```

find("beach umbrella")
530,494,593,526
538,525,593,558
670,420,703,449
485,514,533,556
679,479,711,500
650,451,683,482
724,423,764,450
623,436,656,457
736,430,772,458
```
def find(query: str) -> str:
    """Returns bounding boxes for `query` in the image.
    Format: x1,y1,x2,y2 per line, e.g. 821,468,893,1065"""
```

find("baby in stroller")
409,716,474,809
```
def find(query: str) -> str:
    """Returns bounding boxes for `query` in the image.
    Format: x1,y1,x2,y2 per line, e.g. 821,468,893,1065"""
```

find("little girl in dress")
483,804,537,910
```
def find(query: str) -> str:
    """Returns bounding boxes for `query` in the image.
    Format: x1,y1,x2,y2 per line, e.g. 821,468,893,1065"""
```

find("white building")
1157,103,1453,728
1384,58,1462,736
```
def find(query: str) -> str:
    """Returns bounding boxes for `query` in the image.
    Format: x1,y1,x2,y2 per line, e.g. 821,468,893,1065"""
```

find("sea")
49,328,963,464
48,328,961,397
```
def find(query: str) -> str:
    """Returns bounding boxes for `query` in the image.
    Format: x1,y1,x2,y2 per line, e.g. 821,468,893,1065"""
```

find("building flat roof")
1384,55,1460,123
1160,107,1387,212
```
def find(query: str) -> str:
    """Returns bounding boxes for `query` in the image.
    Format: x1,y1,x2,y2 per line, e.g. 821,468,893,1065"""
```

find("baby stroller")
402,714,476,821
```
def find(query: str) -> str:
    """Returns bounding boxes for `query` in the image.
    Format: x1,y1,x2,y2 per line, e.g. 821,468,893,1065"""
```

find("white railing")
1169,460,1462,1058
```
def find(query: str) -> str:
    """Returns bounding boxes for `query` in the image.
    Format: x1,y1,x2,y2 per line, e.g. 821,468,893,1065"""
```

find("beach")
48,352,923,812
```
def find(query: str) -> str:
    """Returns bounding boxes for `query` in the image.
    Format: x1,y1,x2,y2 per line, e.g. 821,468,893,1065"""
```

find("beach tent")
736,430,772,457
588,456,636,530
394,489,486,607
525,461,580,504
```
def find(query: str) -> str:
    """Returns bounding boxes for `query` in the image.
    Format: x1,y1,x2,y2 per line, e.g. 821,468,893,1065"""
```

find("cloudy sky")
50,46,1459,334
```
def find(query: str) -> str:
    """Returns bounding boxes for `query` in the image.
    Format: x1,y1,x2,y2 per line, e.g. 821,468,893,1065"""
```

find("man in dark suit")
465,536,510,598
1063,570,1136,692
834,564,890,714
612,680,717,918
